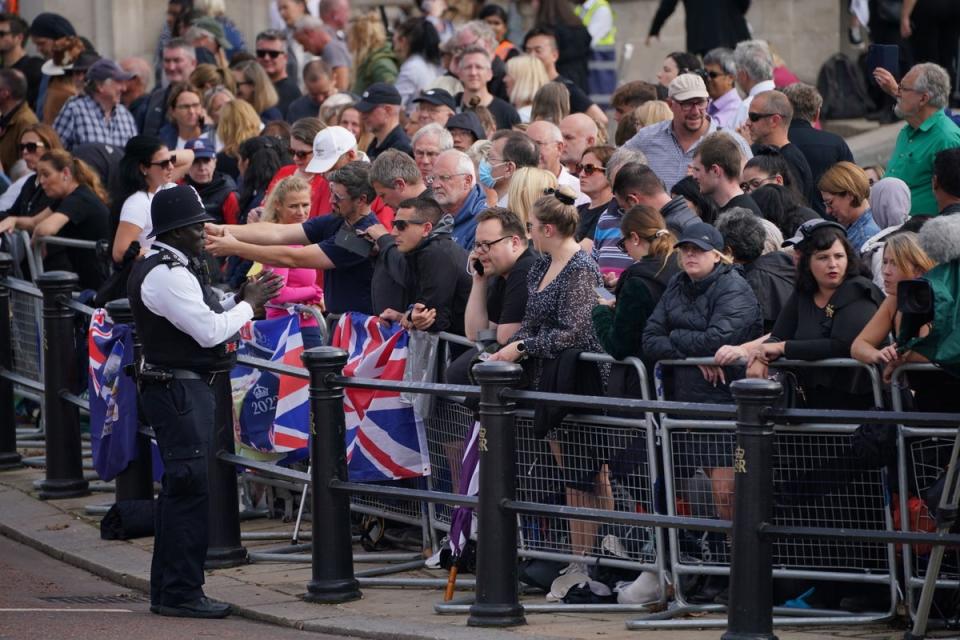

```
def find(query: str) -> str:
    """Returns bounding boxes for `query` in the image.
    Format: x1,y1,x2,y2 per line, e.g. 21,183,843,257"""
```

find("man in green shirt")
884,62,960,216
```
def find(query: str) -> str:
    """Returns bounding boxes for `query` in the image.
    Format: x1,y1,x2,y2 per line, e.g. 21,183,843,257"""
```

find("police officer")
128,185,282,618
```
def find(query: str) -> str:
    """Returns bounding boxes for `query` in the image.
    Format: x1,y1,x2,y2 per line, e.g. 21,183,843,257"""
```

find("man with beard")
624,73,750,192
204,161,379,314
877,62,960,216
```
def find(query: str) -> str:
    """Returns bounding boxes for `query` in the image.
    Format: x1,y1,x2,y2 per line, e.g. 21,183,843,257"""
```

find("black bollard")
302,346,361,604
35,271,89,499
0,253,21,470
205,372,248,568
468,360,525,628
723,378,782,640
104,299,154,502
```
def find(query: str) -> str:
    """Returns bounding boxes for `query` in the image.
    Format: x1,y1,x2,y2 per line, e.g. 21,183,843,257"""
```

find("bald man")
558,114,599,174
746,90,815,209
527,119,587,205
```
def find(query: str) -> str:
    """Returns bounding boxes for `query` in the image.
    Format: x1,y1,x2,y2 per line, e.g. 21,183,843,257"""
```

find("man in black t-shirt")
454,46,520,131
0,13,42,109
255,30,302,120
690,131,762,217
522,27,608,127
446,207,535,384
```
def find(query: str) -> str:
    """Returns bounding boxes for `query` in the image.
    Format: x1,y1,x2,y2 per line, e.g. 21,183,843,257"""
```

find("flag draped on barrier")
331,313,431,482
230,315,309,461
87,309,149,481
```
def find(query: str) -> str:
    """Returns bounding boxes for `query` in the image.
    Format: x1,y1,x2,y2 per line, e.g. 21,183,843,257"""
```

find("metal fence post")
0,253,21,470
205,371,248,568
302,346,361,603
104,299,154,502
468,360,525,628
35,271,88,499
723,378,782,640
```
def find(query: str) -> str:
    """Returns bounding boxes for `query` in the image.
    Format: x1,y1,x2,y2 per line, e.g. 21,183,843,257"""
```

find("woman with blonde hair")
635,100,673,127
0,150,110,290
260,175,325,348
348,11,399,94
504,55,549,123
216,99,264,180
336,104,372,151
529,81,570,125
231,59,282,123
507,166,558,229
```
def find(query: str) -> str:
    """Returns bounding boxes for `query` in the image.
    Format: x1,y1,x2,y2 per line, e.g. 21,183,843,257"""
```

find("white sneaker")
615,572,661,605
547,561,589,601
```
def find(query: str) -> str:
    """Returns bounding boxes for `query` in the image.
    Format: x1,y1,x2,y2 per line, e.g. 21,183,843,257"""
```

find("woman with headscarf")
859,176,913,289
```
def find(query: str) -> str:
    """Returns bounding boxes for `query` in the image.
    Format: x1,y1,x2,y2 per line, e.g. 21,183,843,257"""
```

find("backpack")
817,53,875,120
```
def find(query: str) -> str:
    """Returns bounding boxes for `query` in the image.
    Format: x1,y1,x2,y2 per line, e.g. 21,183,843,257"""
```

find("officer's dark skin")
160,222,285,308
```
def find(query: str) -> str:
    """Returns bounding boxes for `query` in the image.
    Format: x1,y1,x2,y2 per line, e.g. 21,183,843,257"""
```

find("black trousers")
141,378,215,607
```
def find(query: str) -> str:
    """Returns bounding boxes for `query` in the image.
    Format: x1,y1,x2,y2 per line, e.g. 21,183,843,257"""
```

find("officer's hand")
242,270,285,307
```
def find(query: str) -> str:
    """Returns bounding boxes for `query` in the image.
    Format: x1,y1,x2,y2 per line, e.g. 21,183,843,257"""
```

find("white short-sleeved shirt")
119,190,154,249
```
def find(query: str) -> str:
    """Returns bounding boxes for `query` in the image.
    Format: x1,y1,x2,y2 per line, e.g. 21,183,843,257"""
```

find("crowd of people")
3,0,960,616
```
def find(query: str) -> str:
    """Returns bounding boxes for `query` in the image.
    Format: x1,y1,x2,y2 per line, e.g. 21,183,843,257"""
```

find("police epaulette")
157,249,186,269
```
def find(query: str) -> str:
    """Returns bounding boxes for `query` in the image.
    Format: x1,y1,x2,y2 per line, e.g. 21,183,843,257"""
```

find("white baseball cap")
306,126,358,174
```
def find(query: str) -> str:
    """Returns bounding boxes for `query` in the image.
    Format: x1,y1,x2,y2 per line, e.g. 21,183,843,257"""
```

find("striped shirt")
622,117,752,193
592,200,632,277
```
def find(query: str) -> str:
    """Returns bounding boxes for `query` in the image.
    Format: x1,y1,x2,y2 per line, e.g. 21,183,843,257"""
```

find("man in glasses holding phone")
255,30,302,120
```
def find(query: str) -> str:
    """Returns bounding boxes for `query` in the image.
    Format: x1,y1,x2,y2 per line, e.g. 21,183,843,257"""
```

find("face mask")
478,159,496,189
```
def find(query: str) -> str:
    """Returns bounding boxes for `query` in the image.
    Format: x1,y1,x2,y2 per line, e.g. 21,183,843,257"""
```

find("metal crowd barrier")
652,357,895,627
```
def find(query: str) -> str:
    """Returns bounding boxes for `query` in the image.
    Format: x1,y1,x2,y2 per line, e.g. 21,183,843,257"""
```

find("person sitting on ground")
715,208,796,333
592,204,679,396
819,161,881,253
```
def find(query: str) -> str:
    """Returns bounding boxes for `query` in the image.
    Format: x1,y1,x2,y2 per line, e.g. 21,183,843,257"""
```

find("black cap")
445,111,485,141
413,88,456,111
781,219,846,248
676,221,724,252
355,82,402,112
149,185,214,238
30,13,76,40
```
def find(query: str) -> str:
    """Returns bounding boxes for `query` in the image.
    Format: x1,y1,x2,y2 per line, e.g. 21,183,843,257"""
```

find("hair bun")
543,187,576,206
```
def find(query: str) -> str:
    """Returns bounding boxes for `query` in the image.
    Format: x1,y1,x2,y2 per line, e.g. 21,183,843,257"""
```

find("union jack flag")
332,313,431,482
230,315,309,460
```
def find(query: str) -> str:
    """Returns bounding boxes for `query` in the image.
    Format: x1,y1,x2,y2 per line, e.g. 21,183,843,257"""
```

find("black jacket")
186,172,237,225
642,262,762,403
553,24,592,94
788,119,855,213
661,196,700,235
649,0,751,55
404,226,471,335
742,251,796,333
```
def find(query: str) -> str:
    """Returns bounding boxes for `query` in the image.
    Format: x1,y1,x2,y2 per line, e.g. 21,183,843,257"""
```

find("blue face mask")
478,159,497,189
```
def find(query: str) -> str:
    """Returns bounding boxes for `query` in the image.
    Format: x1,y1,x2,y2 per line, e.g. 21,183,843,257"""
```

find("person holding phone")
159,82,211,151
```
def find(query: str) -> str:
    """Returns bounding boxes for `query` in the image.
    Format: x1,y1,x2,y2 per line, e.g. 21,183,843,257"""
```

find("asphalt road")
0,535,341,640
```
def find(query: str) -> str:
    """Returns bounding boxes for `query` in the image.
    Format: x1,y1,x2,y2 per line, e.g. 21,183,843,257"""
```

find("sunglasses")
706,70,726,79
256,49,284,59
18,142,44,154
615,237,628,253
291,149,313,160
576,163,604,177
747,112,778,122
393,218,427,231
148,157,175,169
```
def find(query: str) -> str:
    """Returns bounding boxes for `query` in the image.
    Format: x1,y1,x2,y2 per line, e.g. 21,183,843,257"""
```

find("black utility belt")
140,365,223,385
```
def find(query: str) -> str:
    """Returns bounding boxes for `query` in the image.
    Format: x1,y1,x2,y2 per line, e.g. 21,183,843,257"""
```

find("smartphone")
867,43,899,81
334,226,373,256
473,259,484,276
594,286,615,301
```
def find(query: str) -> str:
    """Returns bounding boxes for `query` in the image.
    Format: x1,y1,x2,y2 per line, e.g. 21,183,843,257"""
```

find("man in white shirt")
730,40,775,130
527,120,588,206
128,185,282,619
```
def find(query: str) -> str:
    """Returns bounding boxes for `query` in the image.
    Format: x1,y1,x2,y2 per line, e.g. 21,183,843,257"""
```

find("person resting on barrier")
591,204,678,398
0,123,62,224
725,219,884,410
486,185,608,577
127,185,283,618
444,207,535,386
204,161,379,316
257,175,325,349
642,221,762,523
0,148,110,290
854,226,960,412
361,196,471,335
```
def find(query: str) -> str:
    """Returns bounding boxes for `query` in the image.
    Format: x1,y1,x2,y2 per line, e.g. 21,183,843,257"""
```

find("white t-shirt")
119,190,155,250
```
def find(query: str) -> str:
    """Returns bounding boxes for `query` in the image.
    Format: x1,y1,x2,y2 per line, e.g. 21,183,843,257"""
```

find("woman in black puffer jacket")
642,221,763,405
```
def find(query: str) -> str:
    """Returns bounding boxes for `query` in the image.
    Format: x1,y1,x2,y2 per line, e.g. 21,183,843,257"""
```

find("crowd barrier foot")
204,545,248,569
34,477,89,500
435,600,661,615
0,451,22,470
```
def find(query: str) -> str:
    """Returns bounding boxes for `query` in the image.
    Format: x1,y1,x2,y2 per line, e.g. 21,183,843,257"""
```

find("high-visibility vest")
494,39,517,62
574,0,616,47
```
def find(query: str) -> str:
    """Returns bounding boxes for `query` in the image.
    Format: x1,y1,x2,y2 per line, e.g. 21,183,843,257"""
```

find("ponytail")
39,149,109,204
620,205,677,273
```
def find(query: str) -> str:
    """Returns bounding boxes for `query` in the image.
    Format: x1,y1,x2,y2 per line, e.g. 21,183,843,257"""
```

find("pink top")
264,253,323,328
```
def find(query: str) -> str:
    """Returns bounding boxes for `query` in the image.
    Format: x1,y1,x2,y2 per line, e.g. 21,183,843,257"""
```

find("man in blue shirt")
204,162,378,315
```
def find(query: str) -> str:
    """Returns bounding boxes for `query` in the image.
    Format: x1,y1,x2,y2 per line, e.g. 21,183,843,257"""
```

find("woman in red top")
265,117,332,219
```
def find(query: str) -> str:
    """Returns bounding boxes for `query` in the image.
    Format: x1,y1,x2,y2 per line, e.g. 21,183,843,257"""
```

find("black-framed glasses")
18,142,44,154
576,163,605,177
0,31,11,38
474,236,511,253
393,219,428,231
256,49,284,59
740,176,776,192
148,157,175,169
747,112,778,122
291,149,312,160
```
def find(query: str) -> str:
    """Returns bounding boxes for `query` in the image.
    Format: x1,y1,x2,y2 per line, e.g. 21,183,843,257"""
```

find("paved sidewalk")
0,464,928,640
